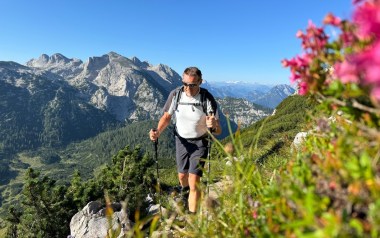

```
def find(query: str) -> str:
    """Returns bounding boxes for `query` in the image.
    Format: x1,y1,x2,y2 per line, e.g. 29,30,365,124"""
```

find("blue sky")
0,0,352,85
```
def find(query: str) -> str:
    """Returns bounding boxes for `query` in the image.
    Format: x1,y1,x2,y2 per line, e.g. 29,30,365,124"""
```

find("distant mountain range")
0,52,296,153
202,81,295,109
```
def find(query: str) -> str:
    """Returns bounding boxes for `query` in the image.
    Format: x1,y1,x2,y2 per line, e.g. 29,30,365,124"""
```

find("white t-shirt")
164,88,219,139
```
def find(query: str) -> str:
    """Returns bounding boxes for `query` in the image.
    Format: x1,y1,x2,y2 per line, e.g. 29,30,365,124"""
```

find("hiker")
149,66,222,214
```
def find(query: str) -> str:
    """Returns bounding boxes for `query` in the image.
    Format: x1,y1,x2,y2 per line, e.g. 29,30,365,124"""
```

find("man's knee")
178,173,188,180
188,173,201,190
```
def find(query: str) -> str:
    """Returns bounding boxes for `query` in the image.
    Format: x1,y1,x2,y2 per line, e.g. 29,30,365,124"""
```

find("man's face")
182,74,200,97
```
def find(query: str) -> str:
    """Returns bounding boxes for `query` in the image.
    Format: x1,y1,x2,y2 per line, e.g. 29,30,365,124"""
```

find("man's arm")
149,112,171,141
156,112,171,135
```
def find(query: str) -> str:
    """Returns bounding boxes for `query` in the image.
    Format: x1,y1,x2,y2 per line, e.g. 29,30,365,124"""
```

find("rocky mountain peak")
68,52,179,121
270,84,295,96
50,53,69,63
131,56,150,68
0,61,30,71
107,51,120,56
85,54,110,71
26,53,82,69
145,63,182,88
252,84,295,109
131,56,142,64
106,51,125,61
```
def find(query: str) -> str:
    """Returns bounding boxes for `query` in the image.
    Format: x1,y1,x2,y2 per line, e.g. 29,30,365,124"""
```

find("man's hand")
206,115,217,129
150,129,160,141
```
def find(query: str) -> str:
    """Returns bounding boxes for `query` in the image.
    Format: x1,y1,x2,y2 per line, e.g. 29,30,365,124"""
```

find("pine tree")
5,206,22,238
16,168,76,237
96,146,155,218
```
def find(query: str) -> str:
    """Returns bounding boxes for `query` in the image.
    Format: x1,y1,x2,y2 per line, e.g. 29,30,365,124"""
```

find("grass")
17,152,45,168
158,168,178,188
0,227,7,237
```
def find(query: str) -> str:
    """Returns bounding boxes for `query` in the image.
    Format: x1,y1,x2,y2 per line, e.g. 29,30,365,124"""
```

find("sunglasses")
182,82,198,88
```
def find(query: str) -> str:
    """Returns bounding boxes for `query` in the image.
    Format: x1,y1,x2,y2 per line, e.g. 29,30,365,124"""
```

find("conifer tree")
14,168,76,237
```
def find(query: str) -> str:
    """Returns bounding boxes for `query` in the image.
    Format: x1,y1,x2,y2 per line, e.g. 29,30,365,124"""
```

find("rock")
69,201,131,238
147,204,161,215
291,132,308,152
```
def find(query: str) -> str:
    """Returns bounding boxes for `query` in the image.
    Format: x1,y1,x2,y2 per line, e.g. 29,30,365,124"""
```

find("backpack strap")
200,88,207,114
199,88,217,116
171,86,183,125
173,86,184,112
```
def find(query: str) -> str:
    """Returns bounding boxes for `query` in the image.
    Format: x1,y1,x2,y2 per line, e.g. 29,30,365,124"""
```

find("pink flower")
367,42,380,83
298,81,309,95
365,64,380,84
281,59,289,67
334,61,359,83
299,54,313,66
323,13,342,26
340,31,356,46
294,55,310,68
353,0,365,4
252,210,258,219
282,58,298,68
301,20,329,52
353,1,380,39
296,30,304,38
355,41,380,84
371,86,380,101
290,72,301,83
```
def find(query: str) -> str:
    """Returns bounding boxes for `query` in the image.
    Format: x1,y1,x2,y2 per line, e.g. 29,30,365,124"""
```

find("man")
149,67,221,213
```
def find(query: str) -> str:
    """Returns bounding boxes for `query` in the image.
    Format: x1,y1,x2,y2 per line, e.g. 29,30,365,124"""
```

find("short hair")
183,67,202,81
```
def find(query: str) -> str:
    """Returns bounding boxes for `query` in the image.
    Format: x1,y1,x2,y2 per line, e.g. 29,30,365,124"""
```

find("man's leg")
178,173,190,208
178,173,189,187
188,173,201,213
176,137,190,200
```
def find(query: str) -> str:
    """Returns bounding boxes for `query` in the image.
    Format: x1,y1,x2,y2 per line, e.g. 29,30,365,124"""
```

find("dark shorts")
175,135,208,177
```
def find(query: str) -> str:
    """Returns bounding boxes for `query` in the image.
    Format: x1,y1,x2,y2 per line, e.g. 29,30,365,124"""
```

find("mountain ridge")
202,81,295,108
0,51,288,153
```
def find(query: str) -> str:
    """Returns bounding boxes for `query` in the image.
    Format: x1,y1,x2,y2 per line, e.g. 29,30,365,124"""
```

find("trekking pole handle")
207,111,215,133
151,128,158,144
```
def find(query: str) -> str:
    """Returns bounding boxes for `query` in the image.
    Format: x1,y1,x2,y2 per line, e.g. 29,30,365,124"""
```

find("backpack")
172,86,217,117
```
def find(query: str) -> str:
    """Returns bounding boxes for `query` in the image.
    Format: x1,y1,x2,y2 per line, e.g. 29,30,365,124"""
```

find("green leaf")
349,219,363,236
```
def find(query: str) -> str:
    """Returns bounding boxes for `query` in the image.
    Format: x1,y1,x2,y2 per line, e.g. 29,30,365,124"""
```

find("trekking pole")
206,112,214,195
152,129,163,219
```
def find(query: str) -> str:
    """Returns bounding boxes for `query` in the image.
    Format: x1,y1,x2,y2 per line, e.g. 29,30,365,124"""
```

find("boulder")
291,132,308,151
69,201,131,238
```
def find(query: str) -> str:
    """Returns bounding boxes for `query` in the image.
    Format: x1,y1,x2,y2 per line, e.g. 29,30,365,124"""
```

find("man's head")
182,67,202,97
